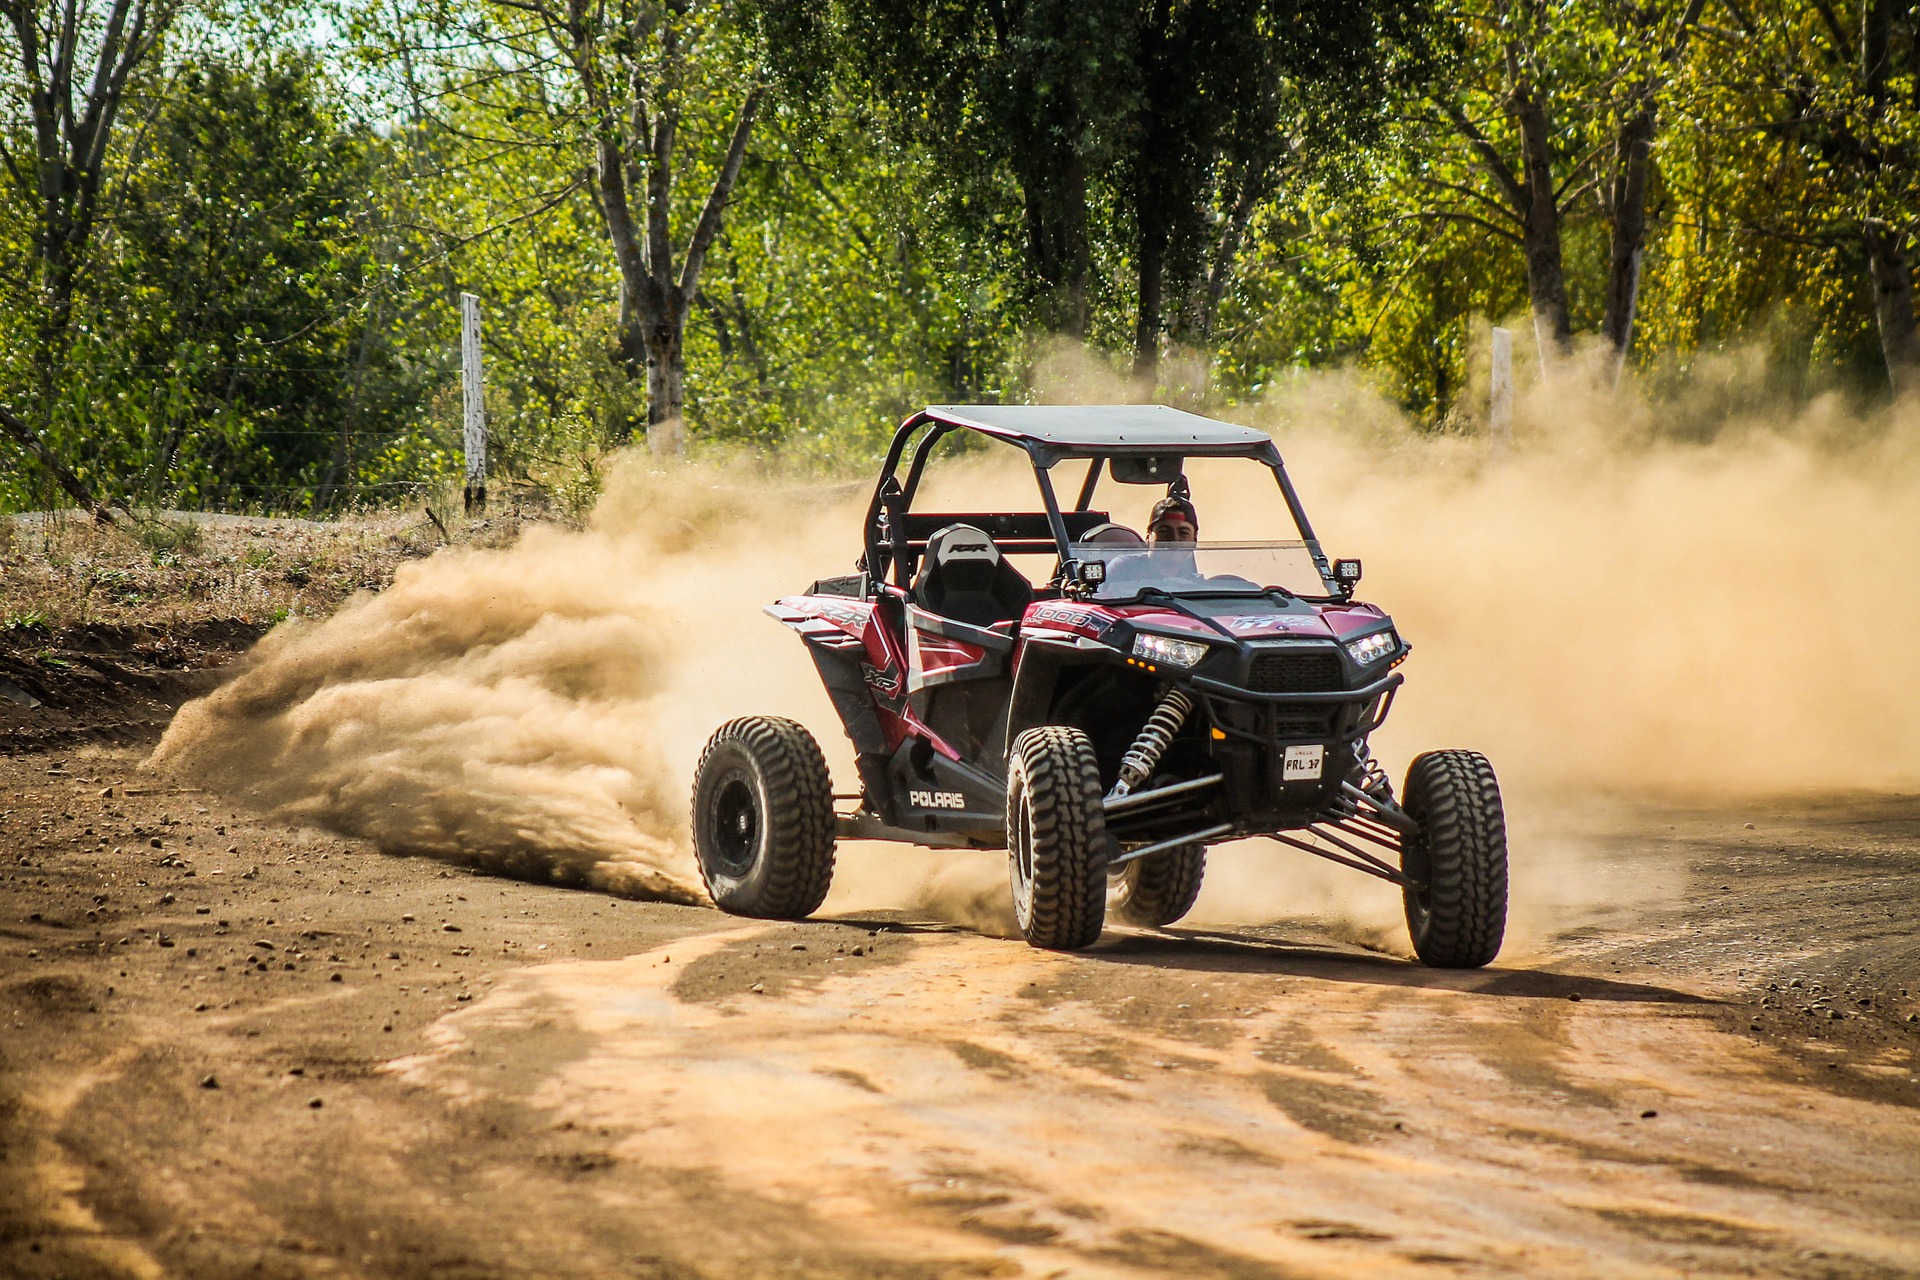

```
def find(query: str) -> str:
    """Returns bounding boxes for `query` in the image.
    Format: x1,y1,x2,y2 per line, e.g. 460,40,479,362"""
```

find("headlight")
1133,633,1209,668
1345,629,1397,667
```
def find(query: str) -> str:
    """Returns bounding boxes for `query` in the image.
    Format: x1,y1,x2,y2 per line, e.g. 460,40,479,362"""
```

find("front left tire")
692,716,836,919
1007,726,1110,951
1399,749,1507,968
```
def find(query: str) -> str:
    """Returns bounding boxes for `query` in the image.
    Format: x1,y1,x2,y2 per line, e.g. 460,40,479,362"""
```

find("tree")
371,0,763,454
106,55,426,509
1689,0,1920,396
758,0,1430,375
757,0,1125,338
1601,0,1705,371
0,0,179,401
1417,0,1701,370
1124,0,1429,375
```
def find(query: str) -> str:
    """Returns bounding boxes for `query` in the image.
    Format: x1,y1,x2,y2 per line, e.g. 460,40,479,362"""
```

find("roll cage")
860,405,1340,597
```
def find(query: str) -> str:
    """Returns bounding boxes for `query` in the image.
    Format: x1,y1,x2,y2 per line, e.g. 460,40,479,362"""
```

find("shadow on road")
1093,928,1711,1004
825,914,1708,1006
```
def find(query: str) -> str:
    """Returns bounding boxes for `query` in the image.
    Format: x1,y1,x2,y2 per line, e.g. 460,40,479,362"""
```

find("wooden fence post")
460,292,486,514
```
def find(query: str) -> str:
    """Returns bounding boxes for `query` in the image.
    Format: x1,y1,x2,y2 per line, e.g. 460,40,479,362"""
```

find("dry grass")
0,508,470,634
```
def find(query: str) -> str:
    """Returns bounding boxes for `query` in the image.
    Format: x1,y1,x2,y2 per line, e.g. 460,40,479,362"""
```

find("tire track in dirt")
392,923,1920,1279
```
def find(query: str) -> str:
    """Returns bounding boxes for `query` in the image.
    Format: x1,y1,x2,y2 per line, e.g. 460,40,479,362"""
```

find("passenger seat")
912,524,1034,627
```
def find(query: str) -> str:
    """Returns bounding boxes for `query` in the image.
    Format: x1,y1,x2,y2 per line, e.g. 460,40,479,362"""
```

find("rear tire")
692,717,836,919
1109,845,1206,927
1007,726,1108,951
1399,750,1507,968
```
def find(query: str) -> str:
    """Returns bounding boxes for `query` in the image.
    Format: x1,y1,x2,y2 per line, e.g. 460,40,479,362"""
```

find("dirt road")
3,652,1918,1279
0,614,1904,1280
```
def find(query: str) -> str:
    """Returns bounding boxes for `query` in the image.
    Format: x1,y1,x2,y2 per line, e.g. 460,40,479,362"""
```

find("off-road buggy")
692,405,1507,967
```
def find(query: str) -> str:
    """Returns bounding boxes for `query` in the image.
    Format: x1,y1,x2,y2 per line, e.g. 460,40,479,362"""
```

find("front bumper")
1106,665,1401,844
1199,670,1399,828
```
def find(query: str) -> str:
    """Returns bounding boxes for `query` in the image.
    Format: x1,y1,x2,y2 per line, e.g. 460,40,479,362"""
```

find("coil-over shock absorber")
1108,687,1196,800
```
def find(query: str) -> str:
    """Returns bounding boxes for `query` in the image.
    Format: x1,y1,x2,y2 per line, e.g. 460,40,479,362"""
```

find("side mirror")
1332,558,1362,597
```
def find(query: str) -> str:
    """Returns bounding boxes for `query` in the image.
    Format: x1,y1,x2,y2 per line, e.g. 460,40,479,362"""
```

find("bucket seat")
912,524,1033,627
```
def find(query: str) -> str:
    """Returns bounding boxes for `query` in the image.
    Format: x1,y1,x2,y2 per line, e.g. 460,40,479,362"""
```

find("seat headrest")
925,524,1000,568
1080,522,1147,547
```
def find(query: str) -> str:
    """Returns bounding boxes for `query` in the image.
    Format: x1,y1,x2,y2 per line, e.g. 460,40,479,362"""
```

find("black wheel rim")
1402,827,1432,923
709,772,759,877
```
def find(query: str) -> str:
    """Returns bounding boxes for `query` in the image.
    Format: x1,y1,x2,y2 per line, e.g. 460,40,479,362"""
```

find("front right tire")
1399,750,1507,968
1109,844,1207,927
1007,726,1109,951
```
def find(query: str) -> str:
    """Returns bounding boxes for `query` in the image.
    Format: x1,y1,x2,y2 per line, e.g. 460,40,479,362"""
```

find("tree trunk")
645,321,686,456
998,0,1093,341
1602,105,1654,375
1601,0,1704,382
1016,133,1091,337
1864,222,1920,398
1856,0,1919,397
1512,86,1573,362
1060,150,1091,338
1133,216,1166,379
583,37,758,459
0,401,114,521
3,0,174,430
1189,162,1267,342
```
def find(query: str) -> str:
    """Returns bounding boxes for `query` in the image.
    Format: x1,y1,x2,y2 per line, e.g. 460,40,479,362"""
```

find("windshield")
1066,541,1332,600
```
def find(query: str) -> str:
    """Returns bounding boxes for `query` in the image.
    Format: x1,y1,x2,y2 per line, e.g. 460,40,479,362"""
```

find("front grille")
1271,710,1336,738
1248,650,1343,693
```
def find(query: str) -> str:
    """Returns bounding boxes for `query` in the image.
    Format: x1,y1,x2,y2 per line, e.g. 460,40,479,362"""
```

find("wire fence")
0,353,483,517
0,407,474,519
6,313,654,519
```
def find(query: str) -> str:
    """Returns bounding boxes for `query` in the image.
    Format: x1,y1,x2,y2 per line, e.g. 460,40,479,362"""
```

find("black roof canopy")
864,403,1327,588
919,404,1275,460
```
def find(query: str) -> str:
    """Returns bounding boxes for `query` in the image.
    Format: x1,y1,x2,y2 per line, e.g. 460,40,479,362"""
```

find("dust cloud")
153,350,1920,945
1254,374,1920,797
1031,343,1920,948
148,459,868,902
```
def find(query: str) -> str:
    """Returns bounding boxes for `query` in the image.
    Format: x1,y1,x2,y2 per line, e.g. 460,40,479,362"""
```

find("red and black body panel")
768,581,1013,841
769,583,1405,849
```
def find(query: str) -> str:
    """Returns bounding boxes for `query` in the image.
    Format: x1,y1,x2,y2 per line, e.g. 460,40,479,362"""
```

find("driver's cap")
1149,495,1197,532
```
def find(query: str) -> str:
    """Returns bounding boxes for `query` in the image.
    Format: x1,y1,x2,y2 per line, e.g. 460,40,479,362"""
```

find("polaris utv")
691,405,1507,967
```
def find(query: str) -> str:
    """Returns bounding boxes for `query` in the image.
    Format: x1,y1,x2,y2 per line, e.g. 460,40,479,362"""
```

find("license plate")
1283,744,1325,781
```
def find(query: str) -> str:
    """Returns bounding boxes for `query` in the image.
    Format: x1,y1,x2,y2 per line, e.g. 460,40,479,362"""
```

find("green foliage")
0,45,439,513
753,0,1435,368
128,513,205,559
2,0,1918,513
1636,0,1910,395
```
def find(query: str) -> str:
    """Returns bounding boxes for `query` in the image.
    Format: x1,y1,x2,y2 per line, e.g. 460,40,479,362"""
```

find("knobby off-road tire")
1109,845,1207,927
1399,750,1507,968
1007,726,1109,951
691,717,836,919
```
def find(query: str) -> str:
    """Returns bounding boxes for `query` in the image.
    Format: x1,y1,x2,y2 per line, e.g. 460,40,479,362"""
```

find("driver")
1086,484,1226,591
1126,489,1204,582
1147,493,1198,544
1139,487,1254,589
